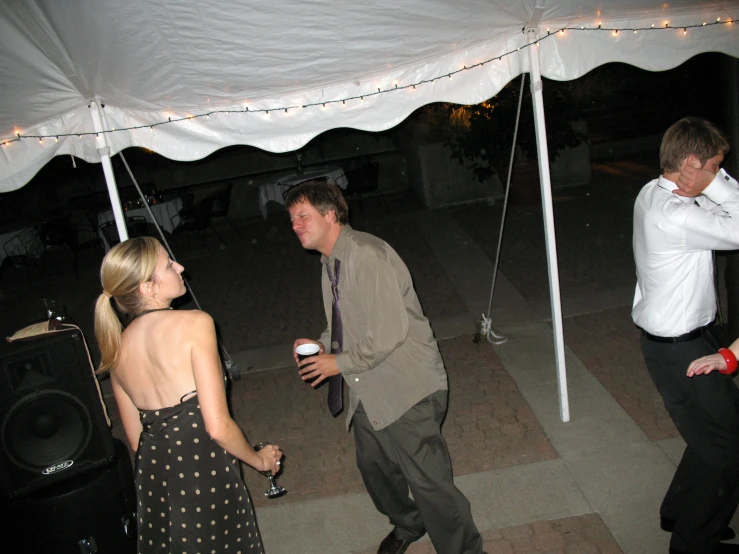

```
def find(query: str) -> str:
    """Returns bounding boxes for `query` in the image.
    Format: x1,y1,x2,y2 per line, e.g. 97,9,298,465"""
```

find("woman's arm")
111,376,143,452
189,311,282,473
686,337,739,377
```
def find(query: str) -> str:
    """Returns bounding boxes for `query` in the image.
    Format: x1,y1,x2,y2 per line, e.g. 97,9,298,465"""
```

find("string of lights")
2,17,734,147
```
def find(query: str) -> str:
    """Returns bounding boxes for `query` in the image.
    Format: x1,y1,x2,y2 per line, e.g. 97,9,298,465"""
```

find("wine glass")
253,442,287,498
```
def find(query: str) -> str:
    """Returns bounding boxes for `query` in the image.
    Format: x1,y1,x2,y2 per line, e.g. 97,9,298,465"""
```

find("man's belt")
641,326,706,343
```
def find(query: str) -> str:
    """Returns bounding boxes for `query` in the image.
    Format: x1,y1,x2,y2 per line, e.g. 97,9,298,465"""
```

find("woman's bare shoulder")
164,310,215,342
174,309,214,327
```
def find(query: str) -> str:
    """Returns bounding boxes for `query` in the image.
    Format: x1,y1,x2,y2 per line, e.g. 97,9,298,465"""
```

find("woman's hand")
686,353,726,377
255,443,283,474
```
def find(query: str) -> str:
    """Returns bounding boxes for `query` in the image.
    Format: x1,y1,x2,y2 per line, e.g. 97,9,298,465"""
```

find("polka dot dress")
135,396,264,554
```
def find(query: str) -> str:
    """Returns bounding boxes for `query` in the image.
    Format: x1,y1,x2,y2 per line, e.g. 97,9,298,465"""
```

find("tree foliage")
425,75,586,183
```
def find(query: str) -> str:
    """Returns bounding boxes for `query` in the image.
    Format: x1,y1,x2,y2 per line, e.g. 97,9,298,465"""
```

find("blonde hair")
94,237,161,374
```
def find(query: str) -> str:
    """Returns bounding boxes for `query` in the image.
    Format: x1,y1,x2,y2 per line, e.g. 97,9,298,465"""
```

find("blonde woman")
94,237,281,554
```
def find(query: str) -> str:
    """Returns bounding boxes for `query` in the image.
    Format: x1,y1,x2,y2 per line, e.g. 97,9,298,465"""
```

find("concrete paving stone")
412,210,539,326
656,437,686,466
92,331,559,513
429,312,478,341
441,335,558,473
492,322,649,456
351,514,622,554
361,217,469,321
563,307,678,441
561,442,675,554
451,163,651,306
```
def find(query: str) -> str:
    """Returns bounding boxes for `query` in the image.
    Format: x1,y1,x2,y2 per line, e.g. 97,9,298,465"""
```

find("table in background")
0,225,37,267
258,166,347,218
97,197,183,251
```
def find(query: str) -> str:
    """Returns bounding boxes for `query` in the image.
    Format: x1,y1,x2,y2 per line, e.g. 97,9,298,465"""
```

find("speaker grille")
2,390,92,471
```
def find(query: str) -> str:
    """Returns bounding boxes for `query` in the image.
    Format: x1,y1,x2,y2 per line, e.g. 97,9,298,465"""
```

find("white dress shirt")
632,169,739,337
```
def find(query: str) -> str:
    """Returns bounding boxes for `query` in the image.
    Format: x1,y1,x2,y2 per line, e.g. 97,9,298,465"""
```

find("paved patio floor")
4,159,739,553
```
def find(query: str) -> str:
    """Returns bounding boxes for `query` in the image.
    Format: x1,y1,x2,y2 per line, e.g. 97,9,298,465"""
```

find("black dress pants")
641,334,739,554
352,390,483,554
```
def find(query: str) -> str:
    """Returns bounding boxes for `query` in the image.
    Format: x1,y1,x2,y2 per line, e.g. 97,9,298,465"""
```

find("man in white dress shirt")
633,116,739,554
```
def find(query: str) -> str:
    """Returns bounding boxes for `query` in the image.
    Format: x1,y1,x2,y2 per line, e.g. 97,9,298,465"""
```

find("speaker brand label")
42,460,74,475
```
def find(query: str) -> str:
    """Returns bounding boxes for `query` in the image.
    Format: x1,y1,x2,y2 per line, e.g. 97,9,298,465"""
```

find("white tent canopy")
2,0,738,191
2,0,738,421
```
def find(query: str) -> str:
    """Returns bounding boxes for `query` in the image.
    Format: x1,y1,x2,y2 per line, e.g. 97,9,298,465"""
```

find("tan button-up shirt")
318,225,448,430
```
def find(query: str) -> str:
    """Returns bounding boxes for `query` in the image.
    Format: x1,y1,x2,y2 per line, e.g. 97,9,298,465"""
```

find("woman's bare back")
113,309,200,411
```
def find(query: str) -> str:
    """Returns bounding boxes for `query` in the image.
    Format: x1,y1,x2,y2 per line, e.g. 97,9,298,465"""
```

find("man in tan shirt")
287,181,484,554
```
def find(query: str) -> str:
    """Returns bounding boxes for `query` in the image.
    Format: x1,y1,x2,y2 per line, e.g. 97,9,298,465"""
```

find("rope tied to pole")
476,72,528,346
118,152,236,372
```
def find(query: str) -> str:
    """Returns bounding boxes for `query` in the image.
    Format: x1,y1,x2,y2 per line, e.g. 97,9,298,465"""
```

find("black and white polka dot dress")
135,395,264,554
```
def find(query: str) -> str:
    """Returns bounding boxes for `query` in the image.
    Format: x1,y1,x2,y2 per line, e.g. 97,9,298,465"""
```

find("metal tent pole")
526,27,570,422
90,101,128,242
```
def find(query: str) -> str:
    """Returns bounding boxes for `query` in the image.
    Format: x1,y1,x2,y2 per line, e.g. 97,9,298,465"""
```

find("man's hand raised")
675,165,715,197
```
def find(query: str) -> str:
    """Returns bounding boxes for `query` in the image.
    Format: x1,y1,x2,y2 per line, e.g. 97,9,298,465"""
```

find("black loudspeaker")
1,438,137,554
0,327,115,498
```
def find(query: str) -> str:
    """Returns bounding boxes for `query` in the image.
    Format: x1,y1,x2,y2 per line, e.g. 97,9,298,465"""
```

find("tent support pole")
90,101,128,242
526,29,570,422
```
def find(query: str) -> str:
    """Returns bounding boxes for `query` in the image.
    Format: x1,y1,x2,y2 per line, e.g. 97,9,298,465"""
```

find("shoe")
377,531,418,554
661,517,736,541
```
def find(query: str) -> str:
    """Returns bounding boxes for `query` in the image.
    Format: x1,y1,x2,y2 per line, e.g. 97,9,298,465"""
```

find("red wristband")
718,348,738,375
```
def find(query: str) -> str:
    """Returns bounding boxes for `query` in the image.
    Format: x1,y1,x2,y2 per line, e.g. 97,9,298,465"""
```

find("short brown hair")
284,180,349,225
660,116,730,173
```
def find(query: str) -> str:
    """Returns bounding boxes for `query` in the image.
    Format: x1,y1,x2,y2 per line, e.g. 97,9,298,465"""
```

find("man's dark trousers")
352,390,482,554
642,334,739,554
